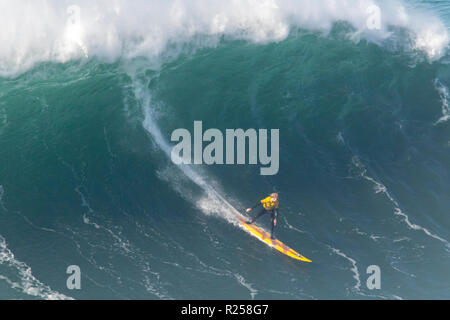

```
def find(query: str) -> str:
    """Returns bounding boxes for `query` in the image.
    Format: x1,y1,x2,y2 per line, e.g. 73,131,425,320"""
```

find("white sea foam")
0,235,73,300
234,273,258,299
352,157,450,250
330,245,404,299
434,79,450,124
0,0,448,77
82,214,132,253
0,184,6,211
329,246,361,291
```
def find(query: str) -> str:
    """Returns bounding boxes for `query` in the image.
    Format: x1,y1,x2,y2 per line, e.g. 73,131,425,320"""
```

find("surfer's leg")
247,207,266,224
270,211,276,239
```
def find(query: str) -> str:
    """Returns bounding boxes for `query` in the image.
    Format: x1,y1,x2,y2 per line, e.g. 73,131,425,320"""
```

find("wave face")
1,0,450,299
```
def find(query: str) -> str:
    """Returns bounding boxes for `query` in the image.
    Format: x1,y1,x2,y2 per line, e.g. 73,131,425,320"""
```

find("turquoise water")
0,1,449,299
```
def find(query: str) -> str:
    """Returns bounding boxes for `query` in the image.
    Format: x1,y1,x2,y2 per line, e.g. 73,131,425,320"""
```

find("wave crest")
0,0,448,76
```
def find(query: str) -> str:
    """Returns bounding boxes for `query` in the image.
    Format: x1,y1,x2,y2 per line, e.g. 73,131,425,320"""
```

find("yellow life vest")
261,196,279,210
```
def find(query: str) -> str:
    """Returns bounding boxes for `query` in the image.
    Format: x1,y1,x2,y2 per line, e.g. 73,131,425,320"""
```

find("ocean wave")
0,0,448,77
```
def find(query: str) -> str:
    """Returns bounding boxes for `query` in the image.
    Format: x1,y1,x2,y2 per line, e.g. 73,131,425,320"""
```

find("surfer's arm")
246,202,262,212
252,202,262,209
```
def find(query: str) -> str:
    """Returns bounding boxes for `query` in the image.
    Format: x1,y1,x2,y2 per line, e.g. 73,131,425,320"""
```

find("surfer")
245,193,279,239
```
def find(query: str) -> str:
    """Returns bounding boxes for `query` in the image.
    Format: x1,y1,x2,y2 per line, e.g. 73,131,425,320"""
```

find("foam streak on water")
353,157,450,249
434,79,450,124
0,235,72,300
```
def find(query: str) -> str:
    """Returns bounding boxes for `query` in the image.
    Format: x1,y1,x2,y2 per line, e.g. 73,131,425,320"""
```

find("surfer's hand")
246,208,252,213
274,219,277,225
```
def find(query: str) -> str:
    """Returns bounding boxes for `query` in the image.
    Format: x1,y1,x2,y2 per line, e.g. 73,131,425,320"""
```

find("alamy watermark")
171,121,279,175
66,265,81,290
366,265,381,290
366,4,382,30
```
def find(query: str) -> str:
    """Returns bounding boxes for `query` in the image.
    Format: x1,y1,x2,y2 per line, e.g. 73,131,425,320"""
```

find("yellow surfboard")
237,216,312,262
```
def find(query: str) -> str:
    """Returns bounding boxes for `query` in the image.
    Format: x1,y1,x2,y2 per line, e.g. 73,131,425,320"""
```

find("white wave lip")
0,0,448,76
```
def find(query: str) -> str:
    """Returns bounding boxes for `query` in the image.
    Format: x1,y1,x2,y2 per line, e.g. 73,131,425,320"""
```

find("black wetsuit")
247,202,278,239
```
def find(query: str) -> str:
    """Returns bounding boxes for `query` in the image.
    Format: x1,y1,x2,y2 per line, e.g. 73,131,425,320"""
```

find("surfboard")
236,215,312,262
